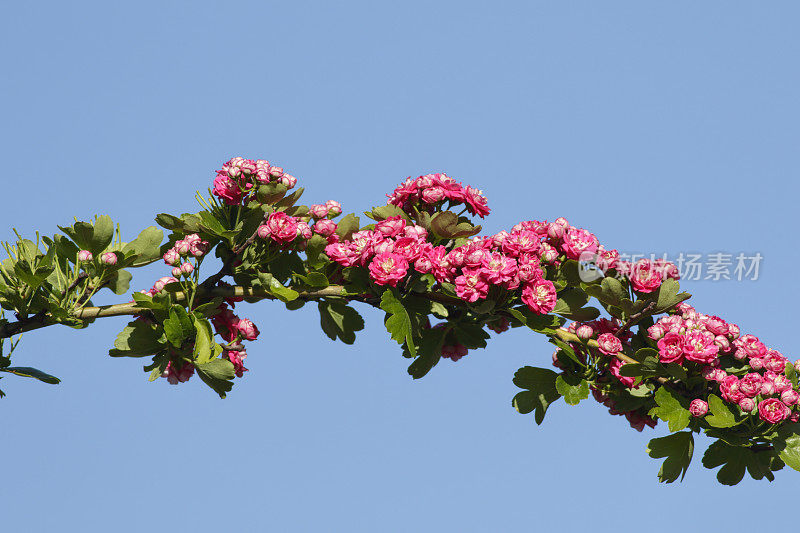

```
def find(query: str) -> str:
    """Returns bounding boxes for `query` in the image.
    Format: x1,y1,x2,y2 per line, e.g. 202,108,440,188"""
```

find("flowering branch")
0,155,797,486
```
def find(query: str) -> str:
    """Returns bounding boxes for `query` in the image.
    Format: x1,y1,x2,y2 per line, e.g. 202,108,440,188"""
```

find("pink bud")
180,262,194,276
163,250,180,266
153,276,179,293
421,187,446,204
748,357,764,370
309,204,329,219
269,166,284,178
325,200,342,216
547,222,565,240
780,389,799,406
174,240,191,255
77,250,93,262
313,219,337,237
738,397,756,412
761,381,776,396
576,324,594,340
100,252,117,265
689,399,708,417
280,174,297,188
727,323,740,340
172,267,182,277
237,318,260,341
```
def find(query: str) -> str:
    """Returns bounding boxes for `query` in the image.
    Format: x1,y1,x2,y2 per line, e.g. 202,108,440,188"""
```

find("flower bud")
77,250,93,262
172,267,182,278
576,324,594,340
180,262,194,276
237,318,260,341
100,252,117,265
689,399,708,417
780,389,799,406
325,200,342,216
268,166,284,179
761,380,776,396
738,397,756,412
748,357,764,370
153,276,179,293
727,323,740,340
257,224,271,239
547,222,565,240
174,239,191,255
309,204,329,219
280,174,297,188
163,249,181,266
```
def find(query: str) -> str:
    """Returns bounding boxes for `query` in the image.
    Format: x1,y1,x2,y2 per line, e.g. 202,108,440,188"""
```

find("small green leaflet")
0,366,60,385
554,375,589,406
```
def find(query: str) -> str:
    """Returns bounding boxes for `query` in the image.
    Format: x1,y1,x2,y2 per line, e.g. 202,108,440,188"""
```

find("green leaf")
512,366,561,425
305,234,329,269
646,431,694,483
705,394,737,428
507,307,565,334
163,306,194,348
297,272,329,287
59,221,94,251
261,273,299,302
380,288,417,357
155,213,185,231
555,375,590,406
452,323,489,350
601,277,627,305
106,269,133,295
650,386,691,432
366,205,410,222
0,366,60,385
109,320,165,357
552,288,589,315
122,226,164,266
195,359,235,399
430,211,459,238
318,301,365,345
702,440,750,485
335,214,360,241
192,316,216,365
91,215,114,255
654,278,692,313
772,423,800,473
407,325,450,379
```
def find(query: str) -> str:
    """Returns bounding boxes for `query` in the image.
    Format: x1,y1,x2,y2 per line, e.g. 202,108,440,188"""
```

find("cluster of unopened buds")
213,157,298,205
162,233,208,277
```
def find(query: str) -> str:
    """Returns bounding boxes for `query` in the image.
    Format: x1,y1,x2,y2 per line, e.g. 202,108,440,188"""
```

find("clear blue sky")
2,1,799,531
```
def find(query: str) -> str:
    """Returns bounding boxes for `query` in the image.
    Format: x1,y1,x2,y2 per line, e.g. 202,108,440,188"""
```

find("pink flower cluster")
387,173,491,218
649,303,800,424
209,302,260,378
212,157,298,206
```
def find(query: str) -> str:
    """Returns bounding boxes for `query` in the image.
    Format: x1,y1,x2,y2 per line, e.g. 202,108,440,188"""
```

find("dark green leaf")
512,366,561,425
318,301,365,345
195,359,235,398
380,288,417,357
0,366,60,385
122,226,165,266
407,325,450,379
647,431,694,483
90,215,114,255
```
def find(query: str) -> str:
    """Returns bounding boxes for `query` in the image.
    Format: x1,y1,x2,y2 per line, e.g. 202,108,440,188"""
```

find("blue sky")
1,1,799,531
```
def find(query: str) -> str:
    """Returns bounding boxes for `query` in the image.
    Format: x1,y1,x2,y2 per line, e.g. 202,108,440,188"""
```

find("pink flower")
227,350,249,378
739,373,764,398
736,334,767,358
758,398,791,424
481,252,517,284
657,332,684,364
763,351,787,373
162,361,194,385
647,323,666,341
521,279,557,315
237,318,260,341
421,187,446,204
77,250,93,262
265,212,299,244
703,315,729,336
462,185,490,218
212,172,245,205
597,333,623,356
100,252,118,265
368,252,409,287
375,216,407,237
455,267,489,302
608,357,637,388
560,228,599,261
720,375,745,403
681,330,719,364
629,259,663,294
689,399,709,417
441,343,469,361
